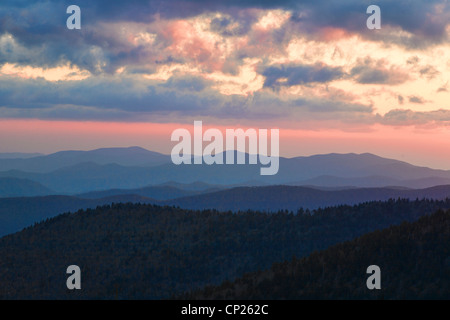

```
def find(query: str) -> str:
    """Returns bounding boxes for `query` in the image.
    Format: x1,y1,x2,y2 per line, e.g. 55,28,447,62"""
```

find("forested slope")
189,210,450,299
0,199,449,299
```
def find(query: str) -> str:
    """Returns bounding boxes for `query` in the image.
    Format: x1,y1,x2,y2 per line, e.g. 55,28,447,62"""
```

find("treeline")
188,210,450,299
0,198,449,299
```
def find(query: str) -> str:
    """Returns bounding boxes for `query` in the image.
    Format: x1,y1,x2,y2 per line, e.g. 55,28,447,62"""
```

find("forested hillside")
0,195,155,237
0,199,449,299
189,210,450,300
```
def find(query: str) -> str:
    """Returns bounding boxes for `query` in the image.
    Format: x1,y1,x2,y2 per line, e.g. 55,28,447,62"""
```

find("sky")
1,0,450,168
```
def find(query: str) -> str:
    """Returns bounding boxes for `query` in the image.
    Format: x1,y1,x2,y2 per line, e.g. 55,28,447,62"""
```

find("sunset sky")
1,0,450,168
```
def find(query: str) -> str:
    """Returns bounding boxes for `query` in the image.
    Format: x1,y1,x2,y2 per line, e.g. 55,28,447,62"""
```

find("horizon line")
0,146,448,171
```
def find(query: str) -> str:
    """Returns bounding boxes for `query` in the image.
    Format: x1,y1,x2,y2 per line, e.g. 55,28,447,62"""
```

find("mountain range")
1,147,449,299
1,147,450,194
2,146,450,237
0,147,168,173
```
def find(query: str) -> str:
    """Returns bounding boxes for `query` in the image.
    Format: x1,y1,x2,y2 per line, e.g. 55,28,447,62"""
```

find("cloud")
1,0,448,74
350,57,410,85
406,56,420,65
0,71,374,122
162,75,209,92
408,95,427,104
0,74,218,116
291,0,450,49
209,15,253,37
0,65,445,129
437,82,448,93
0,0,449,129
419,65,440,80
262,63,345,88
381,108,450,126
293,97,373,113
0,62,90,81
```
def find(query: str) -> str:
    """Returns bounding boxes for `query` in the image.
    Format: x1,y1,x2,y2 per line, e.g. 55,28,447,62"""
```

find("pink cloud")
164,20,224,72
317,27,353,41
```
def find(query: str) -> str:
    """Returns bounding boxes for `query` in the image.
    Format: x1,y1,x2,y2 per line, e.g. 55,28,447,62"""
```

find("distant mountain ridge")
0,153,44,159
2,184,450,237
165,185,450,212
1,148,450,193
0,147,169,173
0,177,54,198
290,174,450,189
78,184,223,200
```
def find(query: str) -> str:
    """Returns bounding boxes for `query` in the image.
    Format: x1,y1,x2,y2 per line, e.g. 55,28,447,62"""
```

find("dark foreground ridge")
187,210,450,300
0,199,449,299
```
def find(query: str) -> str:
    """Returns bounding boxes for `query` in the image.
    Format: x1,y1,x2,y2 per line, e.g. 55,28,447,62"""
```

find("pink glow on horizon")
280,124,450,169
1,119,450,170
